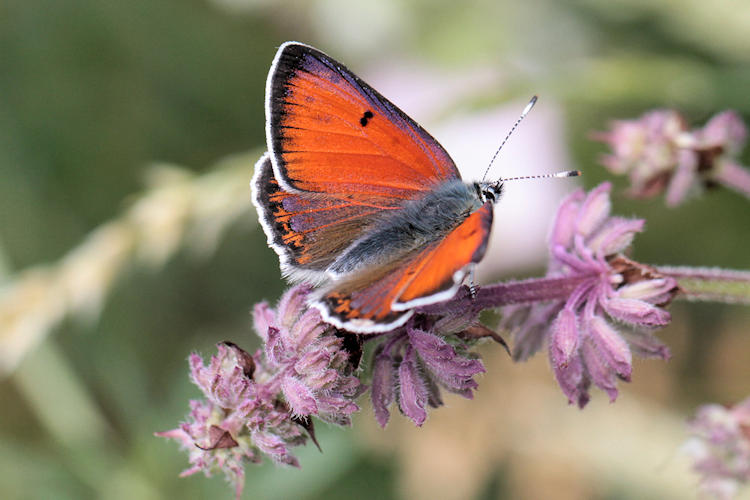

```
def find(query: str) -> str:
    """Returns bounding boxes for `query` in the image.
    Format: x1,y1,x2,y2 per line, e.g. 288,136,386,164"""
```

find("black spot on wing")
359,110,374,127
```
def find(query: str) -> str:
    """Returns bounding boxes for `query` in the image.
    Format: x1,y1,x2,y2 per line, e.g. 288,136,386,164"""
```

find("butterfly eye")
359,110,374,127
479,182,503,203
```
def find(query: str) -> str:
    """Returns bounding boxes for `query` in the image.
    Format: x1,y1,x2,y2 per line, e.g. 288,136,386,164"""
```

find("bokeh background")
2,0,749,499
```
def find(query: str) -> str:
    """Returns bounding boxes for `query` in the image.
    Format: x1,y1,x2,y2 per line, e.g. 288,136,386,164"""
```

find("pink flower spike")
616,277,678,303
549,308,579,368
502,182,677,407
587,316,632,380
161,285,365,497
665,149,699,207
621,329,671,360
549,345,586,407
398,346,429,426
575,182,612,237
289,308,326,349
604,297,671,327
276,285,309,331
505,302,559,362
587,217,645,258
580,339,619,402
549,188,585,249
371,347,397,428
699,110,747,155
252,430,301,467
281,376,318,416
253,301,276,342
596,108,750,205
408,327,485,395
294,349,332,378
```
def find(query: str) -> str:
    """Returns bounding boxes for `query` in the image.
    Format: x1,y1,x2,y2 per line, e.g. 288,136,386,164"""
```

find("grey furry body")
328,180,484,275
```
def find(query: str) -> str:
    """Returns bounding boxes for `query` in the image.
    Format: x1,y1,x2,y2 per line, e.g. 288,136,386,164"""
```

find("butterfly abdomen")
328,180,483,276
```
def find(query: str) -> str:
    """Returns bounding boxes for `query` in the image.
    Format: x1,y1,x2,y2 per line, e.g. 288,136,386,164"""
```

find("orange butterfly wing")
314,203,493,332
266,42,460,204
253,154,384,279
395,202,493,308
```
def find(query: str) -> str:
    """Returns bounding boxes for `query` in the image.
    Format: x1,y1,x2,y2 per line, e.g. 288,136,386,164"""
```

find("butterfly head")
477,181,504,204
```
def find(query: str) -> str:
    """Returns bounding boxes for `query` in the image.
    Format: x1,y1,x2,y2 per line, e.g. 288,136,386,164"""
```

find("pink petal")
371,349,396,428
587,316,632,380
604,297,671,327
281,375,318,416
252,301,276,342
666,149,699,207
549,188,585,249
575,182,612,237
549,308,579,368
398,347,428,426
580,338,619,402
700,110,747,155
549,343,587,407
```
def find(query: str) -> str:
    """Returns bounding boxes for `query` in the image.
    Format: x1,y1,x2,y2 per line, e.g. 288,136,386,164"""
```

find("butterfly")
252,42,575,333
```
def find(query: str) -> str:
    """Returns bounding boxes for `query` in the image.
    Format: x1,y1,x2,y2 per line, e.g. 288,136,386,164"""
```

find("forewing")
266,42,461,204
252,153,384,279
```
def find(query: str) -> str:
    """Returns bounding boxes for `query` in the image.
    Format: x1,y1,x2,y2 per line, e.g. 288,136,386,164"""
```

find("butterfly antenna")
481,95,538,182
500,169,581,182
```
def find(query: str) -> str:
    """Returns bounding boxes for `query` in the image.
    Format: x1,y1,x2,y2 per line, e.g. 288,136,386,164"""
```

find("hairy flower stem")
658,266,750,305
431,266,750,313
473,275,593,309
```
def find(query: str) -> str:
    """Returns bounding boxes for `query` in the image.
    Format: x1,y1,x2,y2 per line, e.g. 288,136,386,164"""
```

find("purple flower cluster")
502,183,679,407
253,286,364,425
685,398,750,499
159,182,698,499
370,323,486,427
157,286,363,498
595,109,750,205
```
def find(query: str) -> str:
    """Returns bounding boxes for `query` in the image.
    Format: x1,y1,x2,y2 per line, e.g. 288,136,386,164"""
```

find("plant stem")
424,265,750,317
473,274,592,308
658,266,750,305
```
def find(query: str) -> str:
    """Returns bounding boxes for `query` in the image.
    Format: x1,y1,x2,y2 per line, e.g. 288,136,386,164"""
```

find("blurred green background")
1,0,749,499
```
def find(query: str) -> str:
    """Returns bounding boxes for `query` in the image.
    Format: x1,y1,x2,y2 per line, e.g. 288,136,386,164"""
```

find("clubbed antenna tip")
521,95,538,117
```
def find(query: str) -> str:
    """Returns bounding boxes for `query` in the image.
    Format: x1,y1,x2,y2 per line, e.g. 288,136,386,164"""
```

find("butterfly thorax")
327,180,486,276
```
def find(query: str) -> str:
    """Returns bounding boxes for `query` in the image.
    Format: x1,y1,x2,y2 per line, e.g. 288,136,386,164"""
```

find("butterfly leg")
468,268,478,299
